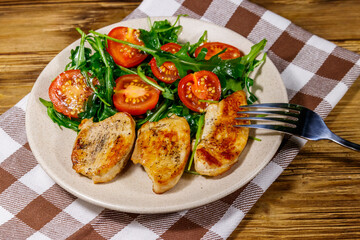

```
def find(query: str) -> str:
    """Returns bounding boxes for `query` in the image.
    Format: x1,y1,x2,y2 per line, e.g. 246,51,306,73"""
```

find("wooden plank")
0,2,141,54
0,1,140,114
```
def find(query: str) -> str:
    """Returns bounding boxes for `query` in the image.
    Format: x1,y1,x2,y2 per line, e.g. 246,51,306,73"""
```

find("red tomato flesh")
149,43,182,84
113,74,160,115
194,42,244,60
48,69,94,118
106,27,148,68
178,70,221,112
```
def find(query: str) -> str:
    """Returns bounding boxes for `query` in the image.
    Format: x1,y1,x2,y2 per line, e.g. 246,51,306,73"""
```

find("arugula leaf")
136,64,165,91
65,29,91,71
136,64,178,101
91,36,114,104
189,30,207,56
139,29,161,50
90,30,157,55
162,87,175,100
187,114,205,171
150,15,184,44
39,98,80,132
98,104,118,121
95,27,267,103
135,100,171,128
152,43,213,78
138,15,185,50
44,18,267,133
78,93,100,119
74,28,87,69
194,48,208,61
240,39,267,66
64,29,119,124
221,77,243,97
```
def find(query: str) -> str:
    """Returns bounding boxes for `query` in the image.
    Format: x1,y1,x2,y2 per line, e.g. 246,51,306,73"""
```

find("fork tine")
234,124,297,134
238,110,299,118
236,103,360,151
235,117,298,125
241,103,302,111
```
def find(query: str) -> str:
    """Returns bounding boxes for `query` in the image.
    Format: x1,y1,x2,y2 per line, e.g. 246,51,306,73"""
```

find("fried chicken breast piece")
71,112,136,183
194,90,250,176
131,115,191,194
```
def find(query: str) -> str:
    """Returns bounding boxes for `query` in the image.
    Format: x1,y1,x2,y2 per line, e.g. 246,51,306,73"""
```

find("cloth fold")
1,0,359,239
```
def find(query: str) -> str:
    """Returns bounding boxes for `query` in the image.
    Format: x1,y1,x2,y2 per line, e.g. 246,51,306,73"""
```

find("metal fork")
234,103,360,151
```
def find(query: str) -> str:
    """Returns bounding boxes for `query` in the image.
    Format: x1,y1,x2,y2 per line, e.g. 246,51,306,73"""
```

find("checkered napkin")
1,0,360,239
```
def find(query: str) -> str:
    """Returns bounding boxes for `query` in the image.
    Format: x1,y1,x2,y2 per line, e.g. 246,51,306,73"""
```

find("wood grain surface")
1,0,359,239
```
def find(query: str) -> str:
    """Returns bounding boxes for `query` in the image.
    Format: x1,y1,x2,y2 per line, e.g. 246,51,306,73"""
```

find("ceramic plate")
26,17,288,214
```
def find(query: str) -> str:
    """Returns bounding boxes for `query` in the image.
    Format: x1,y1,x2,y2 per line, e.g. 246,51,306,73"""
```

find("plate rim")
25,16,288,214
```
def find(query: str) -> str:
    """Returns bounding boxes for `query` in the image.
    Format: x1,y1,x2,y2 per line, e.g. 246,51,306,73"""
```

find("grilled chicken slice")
131,115,191,194
194,90,249,176
71,112,136,183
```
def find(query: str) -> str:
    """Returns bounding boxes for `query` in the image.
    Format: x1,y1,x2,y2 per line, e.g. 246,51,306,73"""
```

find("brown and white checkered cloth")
1,0,360,239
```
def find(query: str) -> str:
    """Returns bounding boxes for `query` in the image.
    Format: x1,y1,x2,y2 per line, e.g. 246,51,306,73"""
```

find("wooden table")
1,0,359,238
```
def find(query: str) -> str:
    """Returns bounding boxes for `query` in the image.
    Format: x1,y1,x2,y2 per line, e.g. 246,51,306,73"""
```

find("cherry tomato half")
149,43,182,84
49,69,95,118
113,74,160,115
194,42,244,60
106,27,148,68
178,70,221,112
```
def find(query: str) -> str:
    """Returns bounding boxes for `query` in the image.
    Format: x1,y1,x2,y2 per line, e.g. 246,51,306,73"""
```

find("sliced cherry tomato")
194,42,244,60
106,27,148,68
49,69,95,118
178,70,221,112
149,43,182,84
113,74,160,115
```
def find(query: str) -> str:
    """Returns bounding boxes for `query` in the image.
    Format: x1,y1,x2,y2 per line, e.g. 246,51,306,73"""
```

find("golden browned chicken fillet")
131,115,191,194
71,112,136,183
194,90,250,176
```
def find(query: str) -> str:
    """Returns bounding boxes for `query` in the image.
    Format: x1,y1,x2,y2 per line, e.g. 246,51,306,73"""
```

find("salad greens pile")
41,15,267,138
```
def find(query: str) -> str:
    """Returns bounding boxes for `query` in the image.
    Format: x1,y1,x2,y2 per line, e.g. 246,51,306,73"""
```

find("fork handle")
328,132,360,151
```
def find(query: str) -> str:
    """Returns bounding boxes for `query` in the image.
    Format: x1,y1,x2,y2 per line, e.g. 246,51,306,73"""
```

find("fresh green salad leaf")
186,114,205,171
43,16,267,140
189,30,207,55
39,98,80,132
45,27,124,130
143,15,185,48
94,28,266,99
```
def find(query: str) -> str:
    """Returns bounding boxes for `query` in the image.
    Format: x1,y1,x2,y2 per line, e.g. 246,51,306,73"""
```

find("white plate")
26,17,288,214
